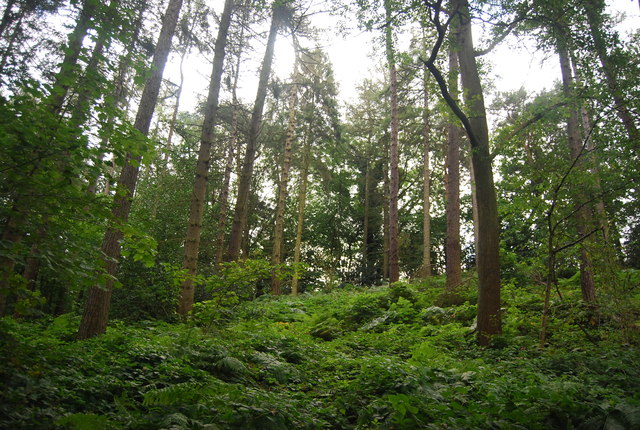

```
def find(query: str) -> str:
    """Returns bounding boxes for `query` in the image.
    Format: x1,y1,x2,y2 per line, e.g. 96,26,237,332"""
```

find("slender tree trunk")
165,50,187,158
271,45,299,295
384,0,400,283
0,207,22,315
453,0,501,345
214,18,245,266
78,0,183,339
571,59,612,245
0,0,17,39
0,13,21,76
227,7,279,261
291,132,311,296
362,156,371,284
214,124,237,265
582,0,639,143
469,154,480,261
445,47,462,295
48,0,96,114
178,0,234,316
421,66,432,278
382,141,390,281
87,1,146,196
0,0,97,311
557,42,597,305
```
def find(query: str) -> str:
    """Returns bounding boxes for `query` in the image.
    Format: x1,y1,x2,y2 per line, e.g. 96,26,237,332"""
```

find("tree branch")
420,0,481,149
474,15,526,57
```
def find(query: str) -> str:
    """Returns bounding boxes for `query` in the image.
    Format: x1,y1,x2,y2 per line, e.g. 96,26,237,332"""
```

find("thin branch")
473,13,527,57
420,0,481,149
503,101,568,140
554,227,600,254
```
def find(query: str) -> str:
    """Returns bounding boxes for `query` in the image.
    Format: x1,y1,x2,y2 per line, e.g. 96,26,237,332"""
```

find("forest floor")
2,277,640,429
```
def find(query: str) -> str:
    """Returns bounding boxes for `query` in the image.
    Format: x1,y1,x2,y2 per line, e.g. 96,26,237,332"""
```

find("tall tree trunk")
0,0,17,39
421,65,432,278
0,14,21,76
0,0,97,312
227,6,279,261
0,206,22,315
582,0,639,143
570,58,613,248
87,2,146,195
271,44,300,295
557,42,597,305
445,47,462,295
48,0,96,114
214,19,246,266
77,0,183,339
291,131,311,296
452,0,501,345
382,140,390,281
469,154,480,261
165,49,187,159
362,156,371,284
178,0,234,316
214,124,237,265
384,0,400,283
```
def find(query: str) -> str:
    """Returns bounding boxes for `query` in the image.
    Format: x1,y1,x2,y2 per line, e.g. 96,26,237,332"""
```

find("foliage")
2,278,639,429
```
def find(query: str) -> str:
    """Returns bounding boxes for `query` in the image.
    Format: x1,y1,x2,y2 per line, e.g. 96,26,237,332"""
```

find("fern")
252,352,297,384
143,382,207,406
161,412,190,428
56,413,112,430
215,356,248,377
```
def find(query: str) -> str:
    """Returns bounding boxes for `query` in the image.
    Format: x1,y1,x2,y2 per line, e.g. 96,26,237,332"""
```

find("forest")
1,0,639,428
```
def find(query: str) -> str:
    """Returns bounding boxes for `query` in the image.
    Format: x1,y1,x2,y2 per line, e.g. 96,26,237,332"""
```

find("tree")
78,0,184,339
384,0,400,283
213,5,250,267
178,0,234,316
227,2,285,261
444,44,462,298
423,0,501,344
581,0,639,143
420,57,433,278
0,0,101,315
557,39,597,304
271,37,300,295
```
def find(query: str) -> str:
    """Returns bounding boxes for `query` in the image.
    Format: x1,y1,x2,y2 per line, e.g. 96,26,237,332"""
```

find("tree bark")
421,64,432,278
382,140,390,281
178,0,234,316
87,2,146,195
385,0,400,283
227,7,279,261
452,0,501,345
557,42,597,305
0,0,98,312
469,153,480,261
0,13,21,76
362,155,371,284
214,121,237,266
582,0,639,143
78,0,183,339
291,130,310,296
271,43,300,295
445,46,462,295
48,0,96,114
0,0,17,40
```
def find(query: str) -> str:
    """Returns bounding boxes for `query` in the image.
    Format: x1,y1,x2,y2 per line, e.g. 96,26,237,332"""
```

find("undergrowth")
1,277,639,429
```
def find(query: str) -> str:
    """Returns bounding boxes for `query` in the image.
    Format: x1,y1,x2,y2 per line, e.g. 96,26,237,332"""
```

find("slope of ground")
1,278,640,429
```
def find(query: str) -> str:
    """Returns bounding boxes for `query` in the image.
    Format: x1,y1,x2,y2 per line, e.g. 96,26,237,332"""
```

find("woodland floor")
2,276,640,429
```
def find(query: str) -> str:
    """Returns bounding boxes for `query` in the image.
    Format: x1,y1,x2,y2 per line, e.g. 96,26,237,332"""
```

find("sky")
170,0,640,113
